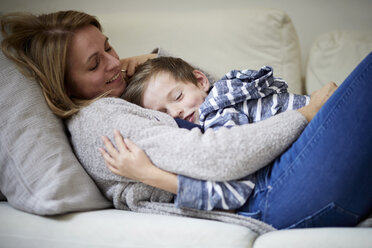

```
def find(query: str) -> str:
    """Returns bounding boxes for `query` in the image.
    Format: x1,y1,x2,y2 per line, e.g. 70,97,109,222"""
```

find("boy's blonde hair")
123,56,197,106
1,10,102,119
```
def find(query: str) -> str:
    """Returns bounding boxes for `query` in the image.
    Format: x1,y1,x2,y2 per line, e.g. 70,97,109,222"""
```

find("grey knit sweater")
66,97,307,234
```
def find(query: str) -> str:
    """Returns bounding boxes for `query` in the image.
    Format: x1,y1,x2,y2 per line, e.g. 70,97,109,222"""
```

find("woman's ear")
193,70,210,92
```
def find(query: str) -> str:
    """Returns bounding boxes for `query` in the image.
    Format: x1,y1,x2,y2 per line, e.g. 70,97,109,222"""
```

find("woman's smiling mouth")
106,72,121,84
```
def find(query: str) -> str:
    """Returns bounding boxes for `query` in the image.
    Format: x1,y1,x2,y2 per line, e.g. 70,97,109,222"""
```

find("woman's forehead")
69,25,106,64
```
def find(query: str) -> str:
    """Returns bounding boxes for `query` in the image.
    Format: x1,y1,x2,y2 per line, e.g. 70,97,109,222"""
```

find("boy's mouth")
184,112,195,123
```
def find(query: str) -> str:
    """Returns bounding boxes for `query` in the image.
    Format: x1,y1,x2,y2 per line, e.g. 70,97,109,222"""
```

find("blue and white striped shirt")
175,66,309,211
200,66,310,130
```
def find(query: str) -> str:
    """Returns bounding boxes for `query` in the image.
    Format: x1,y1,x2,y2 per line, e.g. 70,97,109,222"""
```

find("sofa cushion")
100,8,303,94
306,31,372,94
0,45,111,215
253,227,372,248
0,202,257,248
0,191,6,201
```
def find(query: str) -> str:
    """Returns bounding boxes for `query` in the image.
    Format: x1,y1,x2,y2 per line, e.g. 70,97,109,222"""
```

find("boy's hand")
298,82,338,122
99,130,178,194
99,129,156,182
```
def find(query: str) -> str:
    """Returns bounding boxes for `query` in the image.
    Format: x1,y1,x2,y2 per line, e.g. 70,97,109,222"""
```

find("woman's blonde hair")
123,56,197,106
1,10,102,118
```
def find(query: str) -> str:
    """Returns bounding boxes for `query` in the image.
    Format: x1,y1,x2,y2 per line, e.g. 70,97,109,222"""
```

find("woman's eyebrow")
85,37,109,65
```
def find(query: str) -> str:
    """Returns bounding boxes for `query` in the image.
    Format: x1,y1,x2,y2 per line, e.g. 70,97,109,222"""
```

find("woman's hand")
99,130,178,194
298,82,338,122
120,53,157,77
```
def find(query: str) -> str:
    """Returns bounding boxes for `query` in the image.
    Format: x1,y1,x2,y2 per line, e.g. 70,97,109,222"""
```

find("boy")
123,56,309,132
120,56,310,212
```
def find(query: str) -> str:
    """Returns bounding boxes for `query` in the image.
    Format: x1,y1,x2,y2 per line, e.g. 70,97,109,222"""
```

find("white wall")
1,0,371,72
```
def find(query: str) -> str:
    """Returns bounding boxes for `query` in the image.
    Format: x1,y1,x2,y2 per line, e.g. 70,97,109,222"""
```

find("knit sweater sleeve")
67,98,307,182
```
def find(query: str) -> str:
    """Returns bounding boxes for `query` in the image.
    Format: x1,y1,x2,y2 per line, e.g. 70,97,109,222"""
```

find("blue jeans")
238,52,372,229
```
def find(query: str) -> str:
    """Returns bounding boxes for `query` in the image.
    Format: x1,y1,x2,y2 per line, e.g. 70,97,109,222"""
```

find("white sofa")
1,7,372,248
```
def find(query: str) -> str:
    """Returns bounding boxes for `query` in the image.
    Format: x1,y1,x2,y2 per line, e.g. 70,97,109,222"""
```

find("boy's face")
142,70,210,124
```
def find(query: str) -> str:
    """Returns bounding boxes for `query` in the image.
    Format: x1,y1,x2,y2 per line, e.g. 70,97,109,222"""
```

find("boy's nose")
168,107,183,118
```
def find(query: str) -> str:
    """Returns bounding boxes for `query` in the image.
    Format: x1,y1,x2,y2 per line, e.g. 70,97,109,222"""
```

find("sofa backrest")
99,8,304,93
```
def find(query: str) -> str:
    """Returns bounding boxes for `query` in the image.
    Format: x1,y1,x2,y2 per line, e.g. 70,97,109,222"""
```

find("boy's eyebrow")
166,85,180,99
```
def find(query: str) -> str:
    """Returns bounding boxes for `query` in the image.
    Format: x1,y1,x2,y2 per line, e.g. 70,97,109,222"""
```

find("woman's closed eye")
89,41,113,71
89,57,100,71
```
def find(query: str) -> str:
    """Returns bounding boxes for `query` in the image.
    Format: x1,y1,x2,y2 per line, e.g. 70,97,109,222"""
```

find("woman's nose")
105,54,120,71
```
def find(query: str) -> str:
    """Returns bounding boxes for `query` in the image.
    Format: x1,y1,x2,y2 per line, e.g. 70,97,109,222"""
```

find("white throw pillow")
0,44,111,215
306,31,372,94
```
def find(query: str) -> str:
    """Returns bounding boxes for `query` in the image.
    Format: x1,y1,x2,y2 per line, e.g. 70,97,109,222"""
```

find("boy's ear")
193,70,210,92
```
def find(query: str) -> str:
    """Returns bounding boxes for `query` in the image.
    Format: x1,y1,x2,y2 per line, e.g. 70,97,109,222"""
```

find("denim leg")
243,52,372,229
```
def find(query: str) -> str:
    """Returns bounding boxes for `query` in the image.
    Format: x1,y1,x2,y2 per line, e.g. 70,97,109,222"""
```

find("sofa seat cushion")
253,227,372,248
0,202,257,248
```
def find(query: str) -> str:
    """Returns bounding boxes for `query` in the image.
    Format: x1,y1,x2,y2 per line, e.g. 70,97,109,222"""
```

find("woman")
1,10,371,230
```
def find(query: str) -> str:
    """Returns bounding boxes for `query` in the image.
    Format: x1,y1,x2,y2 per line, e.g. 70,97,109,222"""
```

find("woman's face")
66,25,126,99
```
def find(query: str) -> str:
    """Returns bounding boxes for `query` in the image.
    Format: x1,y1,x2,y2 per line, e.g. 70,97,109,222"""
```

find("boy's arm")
68,98,308,181
202,94,311,131
100,130,178,194
277,93,311,111
175,175,255,211
202,106,250,131
100,130,254,211
199,66,288,125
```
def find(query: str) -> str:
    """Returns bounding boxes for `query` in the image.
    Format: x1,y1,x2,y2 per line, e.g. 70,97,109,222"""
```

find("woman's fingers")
120,58,129,69
126,62,136,77
120,57,136,76
120,53,156,77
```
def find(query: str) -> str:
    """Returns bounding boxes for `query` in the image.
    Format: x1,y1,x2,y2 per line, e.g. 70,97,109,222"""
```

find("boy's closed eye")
175,92,183,101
